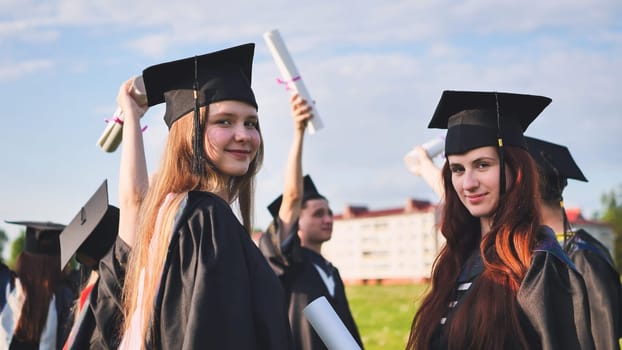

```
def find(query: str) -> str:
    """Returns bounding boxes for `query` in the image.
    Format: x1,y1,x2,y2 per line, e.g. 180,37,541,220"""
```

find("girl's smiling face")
204,100,261,178
448,146,512,223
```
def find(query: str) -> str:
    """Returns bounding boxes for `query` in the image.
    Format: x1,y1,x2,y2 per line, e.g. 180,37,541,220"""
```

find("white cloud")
0,59,54,81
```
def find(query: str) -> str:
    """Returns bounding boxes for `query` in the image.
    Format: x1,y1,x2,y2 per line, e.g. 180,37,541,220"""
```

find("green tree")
0,228,7,262
7,232,25,270
597,184,622,269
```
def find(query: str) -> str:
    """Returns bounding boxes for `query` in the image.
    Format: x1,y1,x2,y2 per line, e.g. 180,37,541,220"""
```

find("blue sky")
1,0,621,246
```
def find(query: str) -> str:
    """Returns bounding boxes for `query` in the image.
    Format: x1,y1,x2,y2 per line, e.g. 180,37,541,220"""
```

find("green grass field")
346,283,622,349
346,283,429,350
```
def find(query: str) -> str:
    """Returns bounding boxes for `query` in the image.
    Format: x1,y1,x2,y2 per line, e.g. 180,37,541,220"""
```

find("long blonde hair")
122,104,263,346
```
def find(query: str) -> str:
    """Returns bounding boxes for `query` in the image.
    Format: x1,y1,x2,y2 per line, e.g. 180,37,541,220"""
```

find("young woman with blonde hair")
93,44,292,349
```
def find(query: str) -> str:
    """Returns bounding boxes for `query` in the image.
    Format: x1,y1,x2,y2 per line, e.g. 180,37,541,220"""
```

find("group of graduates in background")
0,41,620,350
0,181,120,350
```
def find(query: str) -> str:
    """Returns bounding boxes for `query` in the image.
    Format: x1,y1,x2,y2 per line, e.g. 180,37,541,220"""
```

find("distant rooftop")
335,198,437,220
566,207,609,227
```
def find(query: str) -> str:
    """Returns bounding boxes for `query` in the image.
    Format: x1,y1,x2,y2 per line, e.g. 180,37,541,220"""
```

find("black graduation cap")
267,175,324,219
59,180,120,269
525,136,587,183
4,221,65,256
142,43,257,175
142,43,257,128
428,91,552,156
525,137,587,238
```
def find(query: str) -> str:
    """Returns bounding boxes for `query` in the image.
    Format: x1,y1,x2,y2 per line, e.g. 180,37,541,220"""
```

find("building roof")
335,198,437,220
566,207,611,227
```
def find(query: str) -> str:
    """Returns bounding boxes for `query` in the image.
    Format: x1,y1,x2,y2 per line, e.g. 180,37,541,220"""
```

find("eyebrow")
210,111,258,119
449,156,497,166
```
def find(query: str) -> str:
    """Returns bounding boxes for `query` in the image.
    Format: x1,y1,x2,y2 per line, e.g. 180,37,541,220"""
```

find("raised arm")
405,146,444,199
116,78,149,247
277,94,313,241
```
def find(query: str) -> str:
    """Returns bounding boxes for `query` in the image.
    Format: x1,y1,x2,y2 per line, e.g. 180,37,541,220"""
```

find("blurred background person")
1,221,74,350
525,136,622,349
60,180,120,350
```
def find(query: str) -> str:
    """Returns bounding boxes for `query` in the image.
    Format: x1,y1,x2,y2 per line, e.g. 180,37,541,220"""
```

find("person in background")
259,94,363,349
0,261,15,311
525,136,622,349
60,180,121,350
406,90,594,349
1,221,75,350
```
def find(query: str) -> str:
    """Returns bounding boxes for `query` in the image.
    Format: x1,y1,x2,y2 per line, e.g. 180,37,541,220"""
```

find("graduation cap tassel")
555,179,572,243
560,198,571,244
495,93,506,196
192,56,205,176
498,138,506,196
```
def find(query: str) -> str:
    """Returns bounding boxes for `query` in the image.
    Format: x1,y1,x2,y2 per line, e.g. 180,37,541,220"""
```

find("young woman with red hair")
406,91,595,350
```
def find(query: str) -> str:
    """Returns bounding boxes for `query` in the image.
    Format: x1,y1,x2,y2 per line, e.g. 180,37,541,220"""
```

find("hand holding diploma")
303,296,361,350
97,75,147,152
404,136,445,198
263,29,324,134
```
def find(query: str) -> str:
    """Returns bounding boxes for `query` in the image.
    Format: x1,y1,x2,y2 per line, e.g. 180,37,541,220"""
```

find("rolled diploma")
303,296,361,350
97,108,124,152
263,29,323,134
420,136,445,158
97,76,146,153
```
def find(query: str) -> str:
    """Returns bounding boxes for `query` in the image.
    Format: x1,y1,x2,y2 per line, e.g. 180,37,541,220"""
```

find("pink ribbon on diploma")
105,117,148,132
276,76,301,91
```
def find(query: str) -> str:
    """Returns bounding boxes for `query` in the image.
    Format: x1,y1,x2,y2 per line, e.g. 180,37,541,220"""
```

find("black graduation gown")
0,263,13,311
433,226,595,350
152,191,292,349
564,229,622,349
64,237,129,350
69,191,293,350
259,222,364,350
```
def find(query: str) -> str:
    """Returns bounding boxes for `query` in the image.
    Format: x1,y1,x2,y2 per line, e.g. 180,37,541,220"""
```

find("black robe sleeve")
258,220,304,279
565,229,622,349
153,191,293,350
89,237,130,349
517,228,595,350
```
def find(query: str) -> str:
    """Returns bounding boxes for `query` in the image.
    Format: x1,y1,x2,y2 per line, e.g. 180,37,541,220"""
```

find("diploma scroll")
263,29,324,134
420,136,445,158
97,76,147,153
303,296,361,350
404,135,445,173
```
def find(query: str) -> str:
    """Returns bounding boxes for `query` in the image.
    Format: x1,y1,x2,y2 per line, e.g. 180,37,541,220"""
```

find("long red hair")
407,146,541,349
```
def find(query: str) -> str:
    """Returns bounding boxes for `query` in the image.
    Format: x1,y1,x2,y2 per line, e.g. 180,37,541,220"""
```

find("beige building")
322,202,616,285
322,199,443,284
